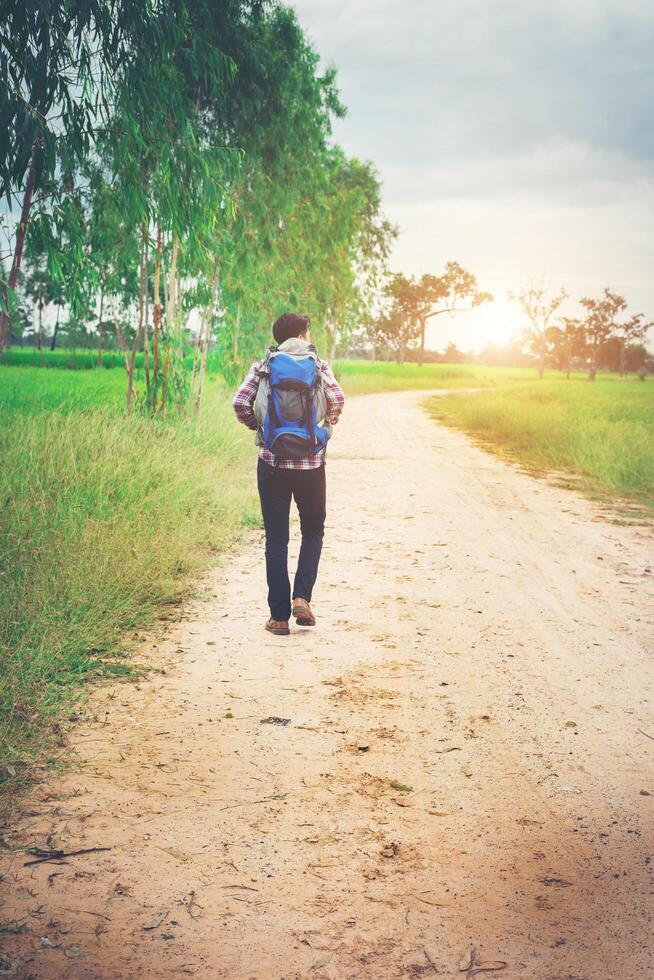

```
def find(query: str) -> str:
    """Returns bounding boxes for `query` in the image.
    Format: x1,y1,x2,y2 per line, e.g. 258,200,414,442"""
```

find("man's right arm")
232,362,260,430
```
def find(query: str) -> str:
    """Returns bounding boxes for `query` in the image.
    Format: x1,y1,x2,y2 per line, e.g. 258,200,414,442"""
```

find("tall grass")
0,368,258,798
428,378,654,507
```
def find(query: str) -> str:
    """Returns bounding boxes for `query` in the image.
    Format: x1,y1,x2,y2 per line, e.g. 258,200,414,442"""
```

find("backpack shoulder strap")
259,346,278,378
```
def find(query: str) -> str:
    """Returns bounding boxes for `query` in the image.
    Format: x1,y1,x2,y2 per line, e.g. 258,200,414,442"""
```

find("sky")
293,0,654,352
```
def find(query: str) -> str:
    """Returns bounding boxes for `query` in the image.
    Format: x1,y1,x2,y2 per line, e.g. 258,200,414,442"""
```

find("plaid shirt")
232,355,345,469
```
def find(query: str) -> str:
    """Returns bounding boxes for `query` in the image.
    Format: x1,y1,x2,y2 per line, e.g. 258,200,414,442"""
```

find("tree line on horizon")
357,276,652,380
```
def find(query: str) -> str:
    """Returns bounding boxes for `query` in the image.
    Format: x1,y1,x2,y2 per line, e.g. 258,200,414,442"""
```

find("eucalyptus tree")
302,151,396,360
100,0,244,409
4,0,395,411
210,5,347,374
0,0,160,350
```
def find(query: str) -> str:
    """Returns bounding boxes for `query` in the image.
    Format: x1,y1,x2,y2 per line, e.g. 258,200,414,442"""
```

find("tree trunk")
190,298,207,404
113,317,130,372
127,229,146,412
619,338,626,378
161,235,180,413
37,285,44,364
97,286,104,368
50,308,60,350
167,236,178,324
233,302,240,362
195,261,219,415
190,313,203,399
323,322,337,362
418,318,425,367
162,245,169,322
143,227,150,390
538,355,545,379
587,345,597,381
0,140,39,351
193,310,208,411
151,224,162,408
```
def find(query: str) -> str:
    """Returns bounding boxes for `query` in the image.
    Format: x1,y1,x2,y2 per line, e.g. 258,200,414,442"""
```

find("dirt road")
2,390,653,979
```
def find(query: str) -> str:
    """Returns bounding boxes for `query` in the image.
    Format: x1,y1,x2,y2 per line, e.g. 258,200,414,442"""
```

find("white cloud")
293,0,654,348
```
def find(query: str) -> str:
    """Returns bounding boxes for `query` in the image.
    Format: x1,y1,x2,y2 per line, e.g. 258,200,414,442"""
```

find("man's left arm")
320,361,345,425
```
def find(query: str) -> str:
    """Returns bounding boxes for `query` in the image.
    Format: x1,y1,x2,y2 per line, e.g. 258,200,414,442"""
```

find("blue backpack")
259,346,330,459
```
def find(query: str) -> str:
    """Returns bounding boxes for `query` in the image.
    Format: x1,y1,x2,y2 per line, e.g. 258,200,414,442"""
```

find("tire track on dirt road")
2,390,653,979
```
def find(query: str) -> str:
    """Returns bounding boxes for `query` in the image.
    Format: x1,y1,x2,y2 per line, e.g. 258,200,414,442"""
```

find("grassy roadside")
427,378,654,512
333,360,653,513
0,367,259,805
333,360,534,394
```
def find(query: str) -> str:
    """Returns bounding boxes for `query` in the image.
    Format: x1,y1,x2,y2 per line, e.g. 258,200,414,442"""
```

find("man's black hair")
272,312,310,345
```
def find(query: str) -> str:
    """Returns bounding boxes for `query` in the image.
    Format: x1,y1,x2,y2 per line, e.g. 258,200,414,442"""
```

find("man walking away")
232,313,345,635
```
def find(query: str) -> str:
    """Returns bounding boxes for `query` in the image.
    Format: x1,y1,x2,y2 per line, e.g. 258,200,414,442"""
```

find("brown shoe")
292,597,316,627
265,618,290,636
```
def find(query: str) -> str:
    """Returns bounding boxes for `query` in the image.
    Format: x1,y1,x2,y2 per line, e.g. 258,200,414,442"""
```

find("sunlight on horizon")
424,295,523,353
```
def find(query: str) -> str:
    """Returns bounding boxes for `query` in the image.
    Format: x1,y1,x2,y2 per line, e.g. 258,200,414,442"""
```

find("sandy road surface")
2,390,654,980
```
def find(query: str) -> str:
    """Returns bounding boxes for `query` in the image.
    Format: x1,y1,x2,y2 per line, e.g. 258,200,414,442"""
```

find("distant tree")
509,285,567,378
478,339,534,368
415,262,491,366
597,336,623,372
579,288,626,381
370,274,421,363
22,250,49,355
443,341,467,363
372,262,490,366
625,343,649,375
614,312,653,377
547,317,586,378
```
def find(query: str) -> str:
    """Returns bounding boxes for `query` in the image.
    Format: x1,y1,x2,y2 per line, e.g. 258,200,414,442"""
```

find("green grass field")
333,359,535,394
1,346,141,371
1,345,225,375
428,376,654,509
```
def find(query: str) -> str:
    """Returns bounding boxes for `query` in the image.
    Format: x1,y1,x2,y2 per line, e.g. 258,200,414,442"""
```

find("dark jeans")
257,459,326,622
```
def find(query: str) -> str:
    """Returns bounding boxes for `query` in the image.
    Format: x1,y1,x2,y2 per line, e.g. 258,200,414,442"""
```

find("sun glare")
474,300,518,348
425,297,520,353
